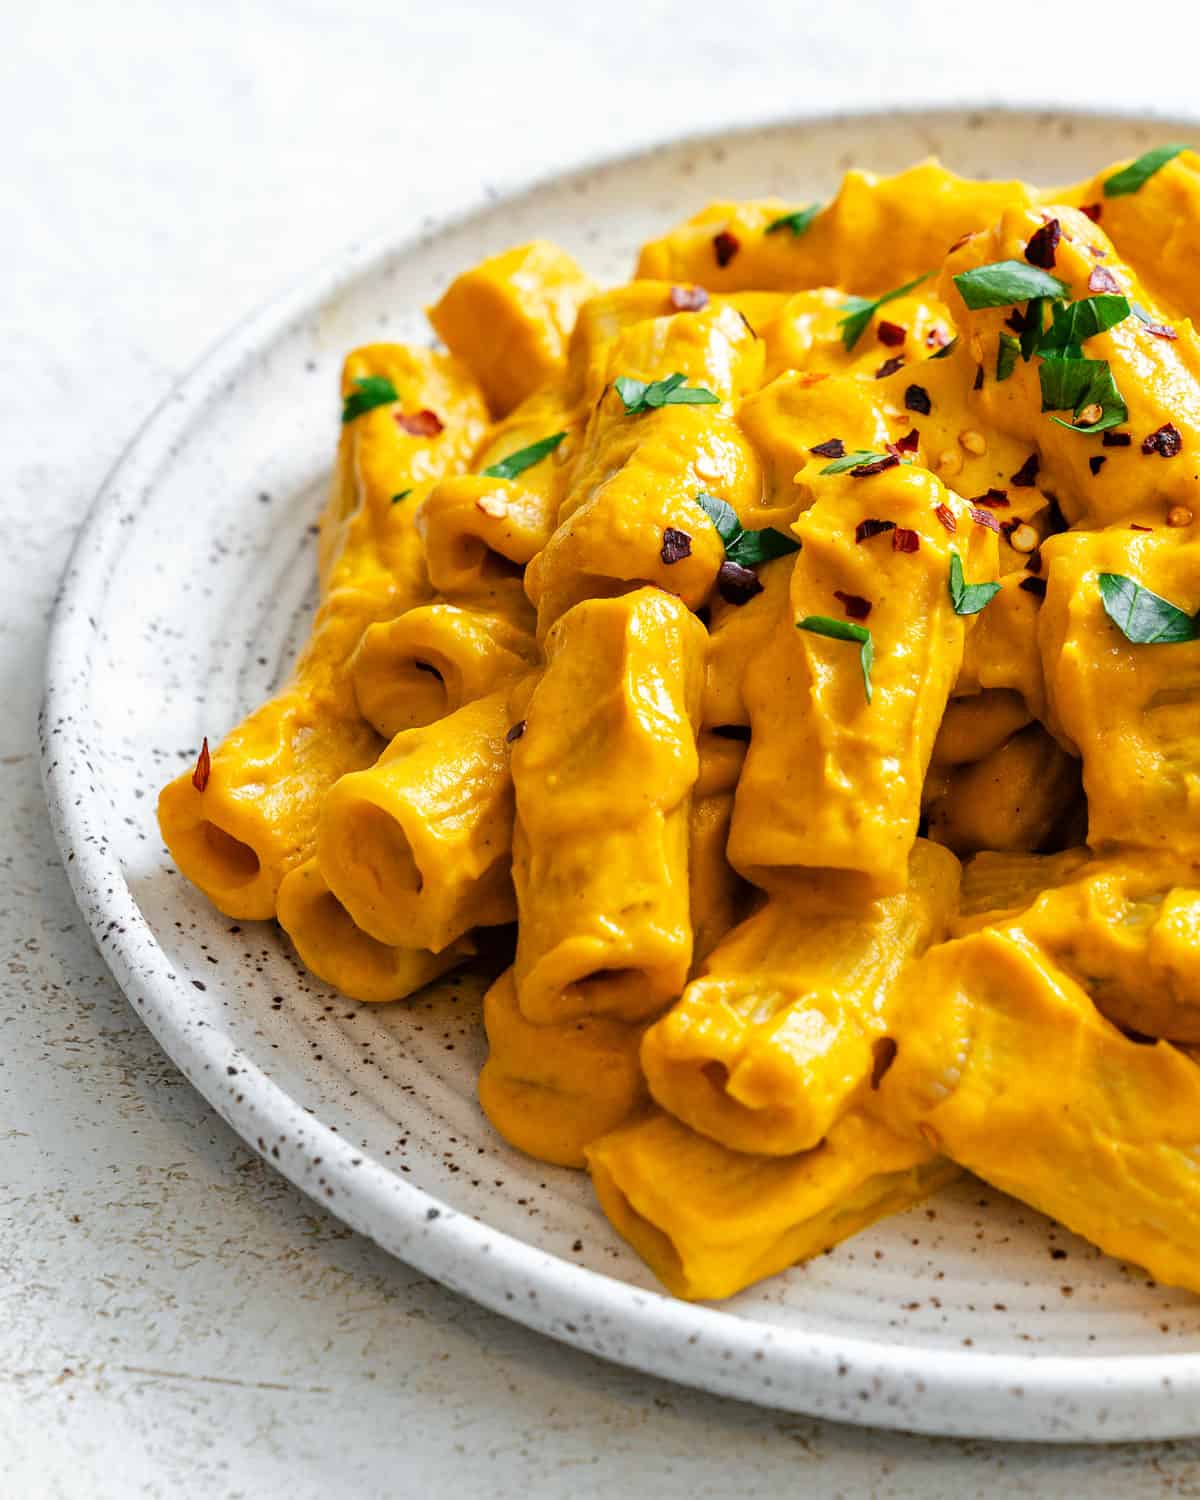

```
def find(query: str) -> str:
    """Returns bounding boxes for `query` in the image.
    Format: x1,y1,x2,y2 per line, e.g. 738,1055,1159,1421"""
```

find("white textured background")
6,2,1200,1494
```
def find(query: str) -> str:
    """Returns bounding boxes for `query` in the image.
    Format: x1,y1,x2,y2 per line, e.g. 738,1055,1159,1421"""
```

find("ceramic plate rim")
41,101,1200,1442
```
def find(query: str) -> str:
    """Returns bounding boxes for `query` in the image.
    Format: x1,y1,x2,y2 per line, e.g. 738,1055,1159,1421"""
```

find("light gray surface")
5,1,1200,1492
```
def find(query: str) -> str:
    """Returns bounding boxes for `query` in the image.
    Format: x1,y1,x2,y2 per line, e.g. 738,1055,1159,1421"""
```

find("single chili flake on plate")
669,284,709,312
1102,431,1132,447
1010,453,1040,487
894,428,920,453
1025,218,1062,269
834,589,873,620
855,518,897,544
1130,522,1153,531
926,325,952,350
396,408,444,437
192,737,211,793
1025,548,1044,574
1005,308,1028,334
1143,423,1183,457
660,527,692,564
505,720,526,743
713,230,740,267
892,527,920,553
905,384,932,415
875,356,905,379
973,364,985,391
717,559,763,605
877,320,907,347
1080,202,1103,222
971,488,1010,509
1089,455,1107,476
1088,266,1121,294
969,506,1002,533
809,437,845,459
1020,576,1048,598
933,503,957,534
851,453,900,477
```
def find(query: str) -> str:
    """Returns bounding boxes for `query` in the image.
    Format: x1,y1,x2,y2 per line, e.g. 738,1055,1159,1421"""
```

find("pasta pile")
161,150,1200,1302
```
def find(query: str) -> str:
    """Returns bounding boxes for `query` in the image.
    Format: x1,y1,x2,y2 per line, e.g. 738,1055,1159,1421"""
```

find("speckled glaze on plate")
42,107,1200,1441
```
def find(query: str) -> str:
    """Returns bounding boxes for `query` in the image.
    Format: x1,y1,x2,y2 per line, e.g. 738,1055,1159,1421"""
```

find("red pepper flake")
396,408,444,437
810,437,845,459
892,527,920,553
894,428,921,453
1010,453,1040,487
834,590,873,620
1087,244,1106,259
1019,576,1048,598
1146,321,1178,340
1088,266,1121,294
877,320,907,347
1089,455,1107,476
969,506,1002,533
973,364,985,391
192,737,211,792
717,559,763,605
1142,423,1183,457
669,284,709,312
1025,548,1043,574
855,517,897,544
904,384,932,415
933,503,957,534
1080,202,1102,223
660,527,692,565
875,356,905,379
970,488,1010,509
505,720,526,743
948,230,976,253
851,453,900,478
1130,523,1153,531
1025,218,1062,269
1102,431,1132,447
1005,307,1028,334
713,230,740,268
926,325,952,350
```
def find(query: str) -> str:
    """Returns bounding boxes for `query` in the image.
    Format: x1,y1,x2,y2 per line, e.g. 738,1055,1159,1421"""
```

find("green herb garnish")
765,203,822,238
1037,294,1131,357
796,615,874,703
1019,297,1046,362
996,334,1020,382
1103,145,1188,198
614,372,720,414
948,552,1001,616
695,491,799,567
953,260,1069,310
1098,573,1198,644
481,431,566,480
931,336,959,360
819,449,895,475
1039,357,1128,432
342,375,398,423
837,274,931,352
391,489,413,504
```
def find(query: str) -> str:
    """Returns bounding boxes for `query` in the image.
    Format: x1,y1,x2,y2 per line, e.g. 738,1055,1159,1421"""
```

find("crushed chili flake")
669,284,709,312
905,384,932,415
1146,321,1178,340
855,518,897,543
933,503,957,533
970,488,1010,509
1102,431,1132,447
969,506,1002,533
713,230,740,267
1005,308,1028,334
1089,455,1107,476
810,437,845,459
892,527,921,553
1129,523,1153,531
505,720,526,743
926,325,952,350
396,408,444,437
1087,244,1106,258
1142,423,1183,457
973,364,985,391
717,559,763,605
1088,266,1121,294
192,737,211,792
1010,453,1040,487
948,230,976,253
1080,202,1102,223
1025,548,1043,574
1025,218,1062,269
894,428,921,453
660,527,693,565
875,356,905,379
1019,576,1048,598
834,589,873,620
877,320,907,347
851,453,900,477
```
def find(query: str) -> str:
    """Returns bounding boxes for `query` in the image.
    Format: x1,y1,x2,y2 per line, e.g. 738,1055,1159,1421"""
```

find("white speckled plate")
42,106,1200,1441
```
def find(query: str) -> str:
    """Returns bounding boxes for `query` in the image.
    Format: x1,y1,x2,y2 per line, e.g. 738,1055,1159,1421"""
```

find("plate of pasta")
42,106,1200,1441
